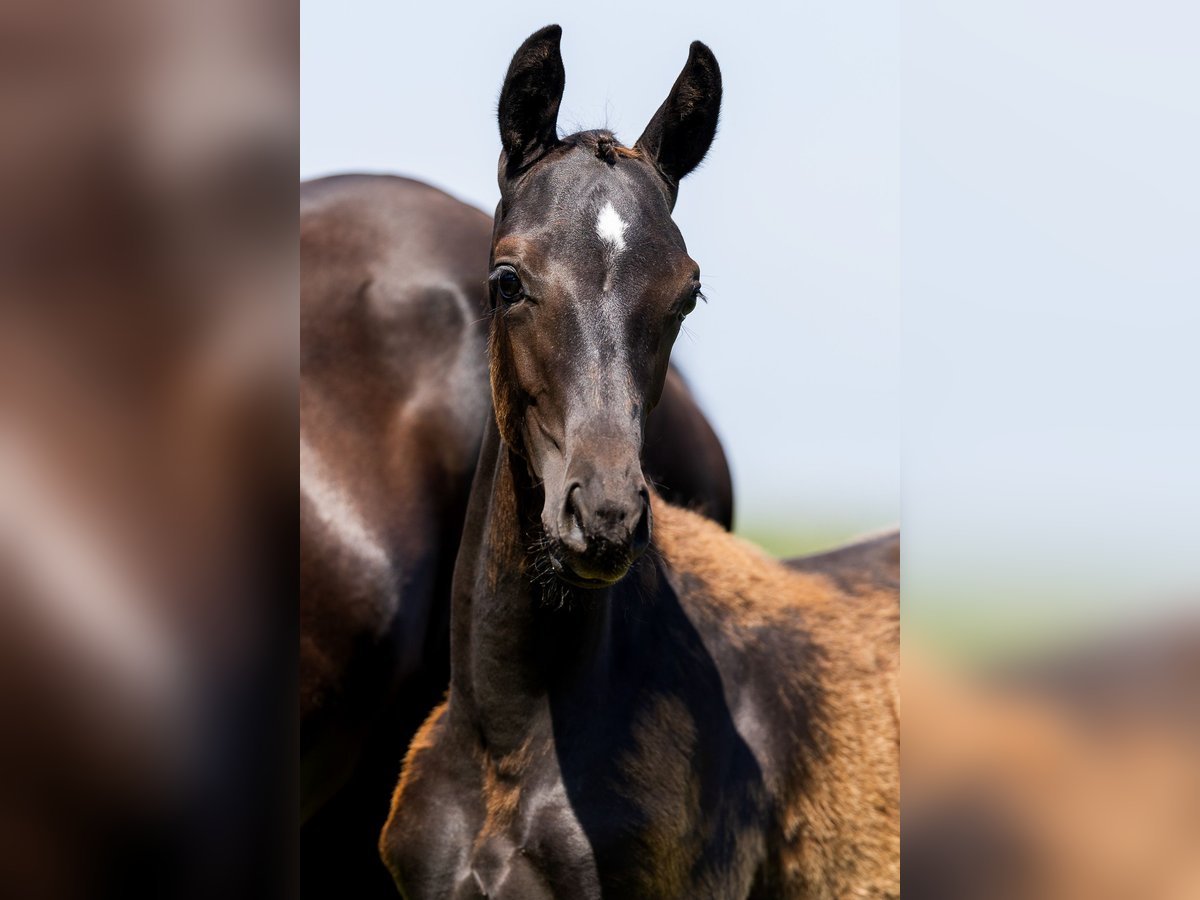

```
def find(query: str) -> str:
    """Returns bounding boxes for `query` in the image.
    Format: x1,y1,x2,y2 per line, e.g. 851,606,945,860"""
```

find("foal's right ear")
498,25,565,177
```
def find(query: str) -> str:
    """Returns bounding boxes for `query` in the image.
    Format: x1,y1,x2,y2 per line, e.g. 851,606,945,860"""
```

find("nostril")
561,484,586,548
566,483,583,521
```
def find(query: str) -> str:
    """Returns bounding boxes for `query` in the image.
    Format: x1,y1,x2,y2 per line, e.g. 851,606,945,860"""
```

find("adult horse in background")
300,174,733,893
381,26,899,899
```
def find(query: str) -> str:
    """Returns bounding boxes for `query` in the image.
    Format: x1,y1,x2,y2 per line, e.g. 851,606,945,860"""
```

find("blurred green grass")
734,521,886,561
903,587,1139,668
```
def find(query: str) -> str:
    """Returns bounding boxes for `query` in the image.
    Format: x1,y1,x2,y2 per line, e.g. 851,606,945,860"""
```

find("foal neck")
449,416,621,753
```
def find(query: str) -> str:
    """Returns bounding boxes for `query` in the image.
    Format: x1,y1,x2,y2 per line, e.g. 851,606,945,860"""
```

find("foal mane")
564,129,641,165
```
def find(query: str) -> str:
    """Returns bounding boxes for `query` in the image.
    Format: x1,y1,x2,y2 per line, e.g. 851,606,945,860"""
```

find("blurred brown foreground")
904,618,1200,899
0,0,295,897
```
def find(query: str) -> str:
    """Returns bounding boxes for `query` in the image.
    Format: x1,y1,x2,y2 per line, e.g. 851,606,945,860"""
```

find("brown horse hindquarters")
300,176,489,823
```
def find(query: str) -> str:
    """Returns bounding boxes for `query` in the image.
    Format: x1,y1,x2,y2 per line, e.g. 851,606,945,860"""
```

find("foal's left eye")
492,266,524,304
679,285,702,318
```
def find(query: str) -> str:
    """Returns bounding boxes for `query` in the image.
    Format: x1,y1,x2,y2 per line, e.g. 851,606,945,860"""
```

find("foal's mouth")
530,532,640,591
546,552,630,589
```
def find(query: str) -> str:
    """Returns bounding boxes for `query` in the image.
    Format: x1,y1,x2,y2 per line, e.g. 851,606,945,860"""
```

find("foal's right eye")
492,266,524,304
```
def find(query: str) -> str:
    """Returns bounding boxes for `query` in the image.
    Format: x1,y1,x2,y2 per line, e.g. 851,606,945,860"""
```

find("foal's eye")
679,285,702,318
492,266,524,304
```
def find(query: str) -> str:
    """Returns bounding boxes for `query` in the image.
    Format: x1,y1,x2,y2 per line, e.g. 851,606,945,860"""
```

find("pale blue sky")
902,1,1199,637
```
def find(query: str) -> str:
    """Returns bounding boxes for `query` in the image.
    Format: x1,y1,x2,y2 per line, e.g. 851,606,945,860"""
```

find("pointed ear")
498,25,565,176
636,41,722,195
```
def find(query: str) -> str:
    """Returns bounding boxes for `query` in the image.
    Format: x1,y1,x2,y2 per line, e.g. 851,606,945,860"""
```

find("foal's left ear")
636,41,722,196
498,25,565,176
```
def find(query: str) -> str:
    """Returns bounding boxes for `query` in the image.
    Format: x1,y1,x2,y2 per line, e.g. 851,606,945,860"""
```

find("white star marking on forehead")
595,201,628,255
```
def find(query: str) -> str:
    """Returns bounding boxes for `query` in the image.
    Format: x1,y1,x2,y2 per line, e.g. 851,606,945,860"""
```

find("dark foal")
380,26,899,900
300,174,733,891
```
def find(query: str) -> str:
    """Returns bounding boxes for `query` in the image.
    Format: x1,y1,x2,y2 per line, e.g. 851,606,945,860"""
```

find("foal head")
487,25,721,588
